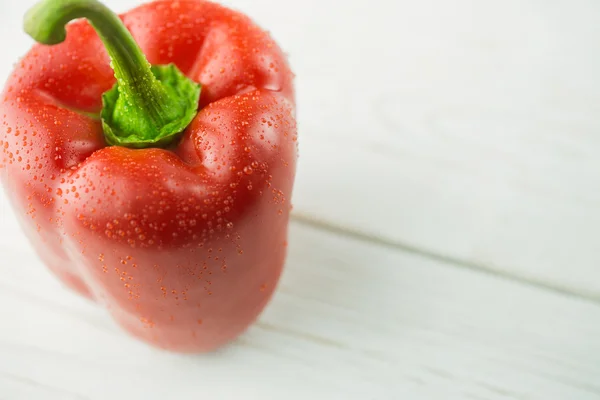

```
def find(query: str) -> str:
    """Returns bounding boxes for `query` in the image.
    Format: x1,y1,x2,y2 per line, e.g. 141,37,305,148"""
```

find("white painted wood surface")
2,223,600,399
1,0,600,398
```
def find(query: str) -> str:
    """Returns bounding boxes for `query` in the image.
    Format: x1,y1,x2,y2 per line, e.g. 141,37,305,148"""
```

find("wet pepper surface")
0,0,297,352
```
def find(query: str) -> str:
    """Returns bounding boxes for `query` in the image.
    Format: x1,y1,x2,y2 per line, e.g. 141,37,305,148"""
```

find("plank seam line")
291,213,600,305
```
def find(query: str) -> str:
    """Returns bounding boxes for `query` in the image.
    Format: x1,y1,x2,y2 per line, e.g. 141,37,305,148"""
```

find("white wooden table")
1,0,600,398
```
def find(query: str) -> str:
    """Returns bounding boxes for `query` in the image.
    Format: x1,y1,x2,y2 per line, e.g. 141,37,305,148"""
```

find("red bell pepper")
0,0,297,352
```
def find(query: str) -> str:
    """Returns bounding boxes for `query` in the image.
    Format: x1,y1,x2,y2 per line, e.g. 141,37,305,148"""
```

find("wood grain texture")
1,220,600,399
1,0,600,398
0,373,87,400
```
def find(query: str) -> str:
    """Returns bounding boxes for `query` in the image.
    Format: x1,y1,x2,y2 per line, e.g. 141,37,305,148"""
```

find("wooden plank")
0,373,87,400
1,222,599,399
293,135,600,300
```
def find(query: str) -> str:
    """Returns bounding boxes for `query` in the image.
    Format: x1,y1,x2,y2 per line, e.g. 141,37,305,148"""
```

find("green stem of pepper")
24,0,201,148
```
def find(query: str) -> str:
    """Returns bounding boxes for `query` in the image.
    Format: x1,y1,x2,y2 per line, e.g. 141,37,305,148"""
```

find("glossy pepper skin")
0,0,297,352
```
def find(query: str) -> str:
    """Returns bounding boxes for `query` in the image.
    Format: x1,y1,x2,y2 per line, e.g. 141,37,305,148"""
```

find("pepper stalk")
24,0,201,148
